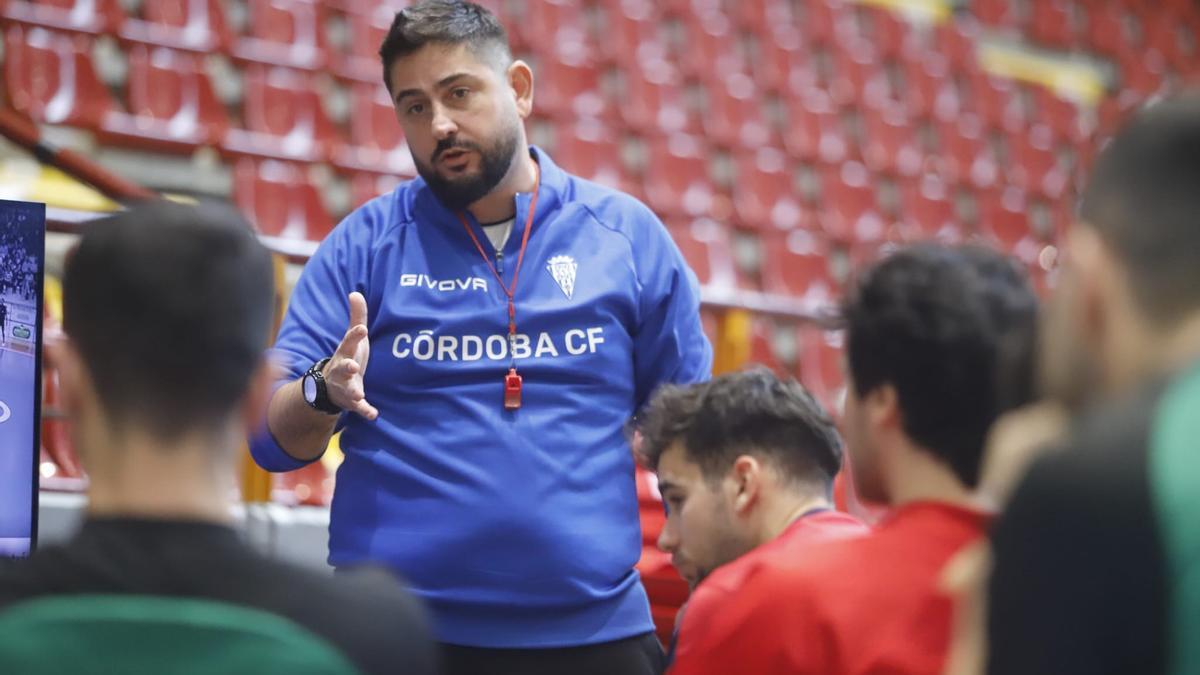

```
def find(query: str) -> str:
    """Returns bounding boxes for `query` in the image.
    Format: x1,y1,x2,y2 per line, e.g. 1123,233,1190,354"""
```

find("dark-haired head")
378,1,531,212
840,244,1038,502
638,367,843,587
1042,92,1200,407
58,200,275,446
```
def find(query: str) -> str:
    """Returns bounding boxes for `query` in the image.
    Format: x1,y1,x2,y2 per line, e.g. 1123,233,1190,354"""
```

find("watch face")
303,374,318,404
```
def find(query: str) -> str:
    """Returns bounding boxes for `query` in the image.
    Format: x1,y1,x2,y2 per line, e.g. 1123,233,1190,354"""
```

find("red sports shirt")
669,502,990,675
671,510,869,670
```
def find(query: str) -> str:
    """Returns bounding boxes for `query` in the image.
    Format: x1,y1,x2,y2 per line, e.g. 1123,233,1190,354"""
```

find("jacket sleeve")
248,211,373,472
628,204,713,410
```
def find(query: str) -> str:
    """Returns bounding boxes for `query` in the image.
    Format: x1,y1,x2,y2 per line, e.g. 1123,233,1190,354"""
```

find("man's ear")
508,60,534,119
865,383,901,434
47,337,91,419
1070,224,1125,353
728,454,763,516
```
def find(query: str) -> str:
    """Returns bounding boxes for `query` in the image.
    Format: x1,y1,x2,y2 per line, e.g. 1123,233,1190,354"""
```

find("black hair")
841,244,1038,488
639,367,843,491
1080,92,1200,327
62,201,275,440
379,0,512,92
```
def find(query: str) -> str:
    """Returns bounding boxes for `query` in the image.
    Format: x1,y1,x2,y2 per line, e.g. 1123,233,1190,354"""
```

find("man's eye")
451,87,470,99
406,103,425,116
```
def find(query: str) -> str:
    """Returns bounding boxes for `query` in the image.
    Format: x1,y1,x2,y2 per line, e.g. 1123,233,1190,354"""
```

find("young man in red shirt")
638,367,870,667
664,245,1038,675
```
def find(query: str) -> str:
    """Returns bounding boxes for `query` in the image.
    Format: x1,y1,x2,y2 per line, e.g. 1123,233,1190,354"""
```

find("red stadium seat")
666,218,740,292
1140,9,1193,74
1029,0,1076,48
795,327,846,416
1007,125,1069,199
781,90,848,164
335,83,415,176
224,65,341,163
933,20,980,71
507,0,587,58
349,171,402,209
932,114,999,189
733,147,803,231
644,134,715,219
828,41,880,108
966,69,1026,133
900,175,964,243
1116,49,1168,99
850,5,908,60
978,186,1042,266
750,316,788,375
674,10,745,79
609,65,692,135
1082,0,1126,55
819,161,885,243
119,0,233,53
531,54,605,120
233,0,328,70
593,0,664,70
1034,88,1093,144
1,0,123,35
798,0,840,46
551,119,626,190
102,45,229,152
753,30,803,93
728,0,769,34
2,25,113,129
702,74,773,149
861,108,923,177
973,0,1019,28
900,54,953,120
234,159,334,242
760,229,838,311
331,6,392,82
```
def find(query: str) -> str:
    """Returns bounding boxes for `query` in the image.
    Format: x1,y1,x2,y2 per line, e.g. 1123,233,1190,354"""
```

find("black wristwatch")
302,357,342,415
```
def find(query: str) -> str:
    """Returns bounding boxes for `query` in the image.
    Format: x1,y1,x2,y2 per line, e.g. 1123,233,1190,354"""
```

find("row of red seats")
1,17,1114,155
977,0,1199,65
668,184,1056,298
2,25,413,172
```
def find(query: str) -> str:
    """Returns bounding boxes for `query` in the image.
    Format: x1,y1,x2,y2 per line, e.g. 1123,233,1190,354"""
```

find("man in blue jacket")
250,1,712,672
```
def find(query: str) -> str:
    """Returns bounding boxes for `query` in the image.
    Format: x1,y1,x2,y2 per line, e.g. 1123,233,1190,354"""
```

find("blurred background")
2,0,1196,643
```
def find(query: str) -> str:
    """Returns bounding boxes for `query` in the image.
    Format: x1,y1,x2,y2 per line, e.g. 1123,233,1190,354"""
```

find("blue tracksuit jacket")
250,147,712,648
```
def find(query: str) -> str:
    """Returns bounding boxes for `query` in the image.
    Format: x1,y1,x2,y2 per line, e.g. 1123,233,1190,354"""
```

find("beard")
415,121,521,212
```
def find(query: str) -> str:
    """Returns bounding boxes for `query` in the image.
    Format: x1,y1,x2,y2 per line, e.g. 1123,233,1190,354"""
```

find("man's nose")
658,519,679,553
430,103,458,140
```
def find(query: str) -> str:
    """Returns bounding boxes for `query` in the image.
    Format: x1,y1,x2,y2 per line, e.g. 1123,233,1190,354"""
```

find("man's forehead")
388,42,496,89
656,441,702,485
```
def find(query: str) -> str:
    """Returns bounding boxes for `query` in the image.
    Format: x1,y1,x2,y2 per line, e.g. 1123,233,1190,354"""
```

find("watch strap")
304,357,342,415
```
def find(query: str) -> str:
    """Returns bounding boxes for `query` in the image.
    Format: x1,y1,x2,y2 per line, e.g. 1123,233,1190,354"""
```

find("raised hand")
324,291,378,420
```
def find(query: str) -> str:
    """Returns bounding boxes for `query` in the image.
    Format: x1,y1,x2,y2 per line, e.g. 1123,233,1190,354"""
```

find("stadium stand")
3,0,1197,645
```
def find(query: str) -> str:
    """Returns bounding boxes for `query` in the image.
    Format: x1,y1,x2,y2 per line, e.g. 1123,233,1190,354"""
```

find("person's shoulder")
328,177,423,245
559,175,666,235
244,561,437,675
261,561,425,626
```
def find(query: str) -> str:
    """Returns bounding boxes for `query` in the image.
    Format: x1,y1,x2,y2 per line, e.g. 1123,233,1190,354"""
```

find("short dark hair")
379,0,512,92
1080,93,1200,327
639,368,843,491
842,244,1038,488
63,201,275,440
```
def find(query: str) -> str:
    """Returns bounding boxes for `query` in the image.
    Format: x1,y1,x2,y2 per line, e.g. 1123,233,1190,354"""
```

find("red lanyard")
456,164,540,410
